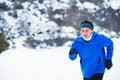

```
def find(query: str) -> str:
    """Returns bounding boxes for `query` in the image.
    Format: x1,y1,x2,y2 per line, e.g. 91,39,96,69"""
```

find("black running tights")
84,73,104,80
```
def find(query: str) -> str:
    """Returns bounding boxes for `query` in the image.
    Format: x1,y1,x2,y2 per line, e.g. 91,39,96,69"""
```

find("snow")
0,0,120,80
0,39,82,80
110,0,120,10
60,26,77,38
0,38,120,80
83,2,99,11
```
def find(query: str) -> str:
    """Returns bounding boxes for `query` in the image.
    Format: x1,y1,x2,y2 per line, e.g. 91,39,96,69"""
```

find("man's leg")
83,73,104,80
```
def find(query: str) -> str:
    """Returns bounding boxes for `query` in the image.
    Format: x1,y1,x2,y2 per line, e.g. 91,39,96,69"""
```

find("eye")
81,30,84,32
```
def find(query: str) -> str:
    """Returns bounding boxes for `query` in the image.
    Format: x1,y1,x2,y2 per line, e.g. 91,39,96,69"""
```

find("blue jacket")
69,31,114,78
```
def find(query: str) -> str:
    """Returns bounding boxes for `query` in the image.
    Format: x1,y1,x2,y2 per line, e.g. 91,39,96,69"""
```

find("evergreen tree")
0,34,9,53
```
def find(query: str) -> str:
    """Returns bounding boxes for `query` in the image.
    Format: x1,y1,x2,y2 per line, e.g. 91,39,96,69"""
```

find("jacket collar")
76,31,97,42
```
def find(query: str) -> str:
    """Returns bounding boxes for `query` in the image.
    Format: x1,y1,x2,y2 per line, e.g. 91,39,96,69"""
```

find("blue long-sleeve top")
69,31,114,78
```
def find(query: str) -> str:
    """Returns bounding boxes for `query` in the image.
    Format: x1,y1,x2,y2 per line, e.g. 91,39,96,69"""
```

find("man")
69,20,114,80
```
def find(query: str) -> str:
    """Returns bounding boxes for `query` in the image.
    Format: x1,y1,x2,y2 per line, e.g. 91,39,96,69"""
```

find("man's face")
80,27,92,39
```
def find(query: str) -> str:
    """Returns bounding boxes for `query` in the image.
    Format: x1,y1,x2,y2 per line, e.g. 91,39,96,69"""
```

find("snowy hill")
0,0,120,49
0,38,120,80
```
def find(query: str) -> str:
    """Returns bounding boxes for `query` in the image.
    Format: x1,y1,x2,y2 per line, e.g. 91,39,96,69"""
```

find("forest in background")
0,0,120,52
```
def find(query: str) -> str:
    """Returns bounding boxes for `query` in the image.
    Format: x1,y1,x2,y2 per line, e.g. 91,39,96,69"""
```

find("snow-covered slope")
0,38,120,80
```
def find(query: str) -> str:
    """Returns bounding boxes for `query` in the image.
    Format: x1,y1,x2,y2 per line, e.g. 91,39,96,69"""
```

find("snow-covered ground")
0,0,120,79
0,38,120,80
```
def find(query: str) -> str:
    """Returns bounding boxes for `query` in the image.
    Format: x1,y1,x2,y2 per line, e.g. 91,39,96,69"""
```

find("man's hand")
69,49,77,55
105,59,113,70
